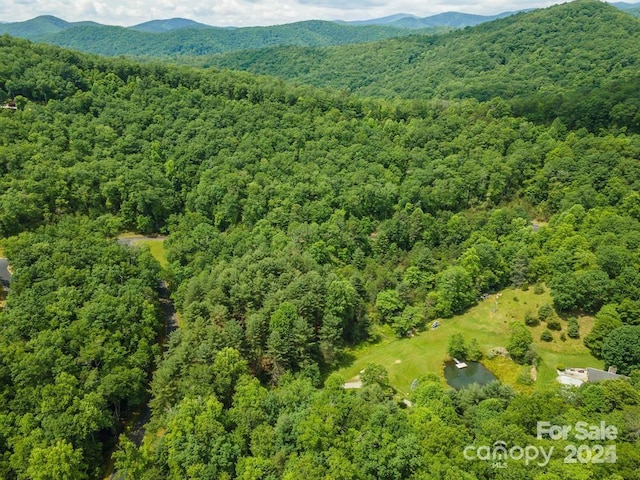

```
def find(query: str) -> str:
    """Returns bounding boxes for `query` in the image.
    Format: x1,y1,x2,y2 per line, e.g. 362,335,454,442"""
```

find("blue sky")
2,0,567,27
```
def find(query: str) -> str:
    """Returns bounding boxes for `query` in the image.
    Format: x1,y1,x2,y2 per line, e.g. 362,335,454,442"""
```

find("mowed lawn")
337,286,602,395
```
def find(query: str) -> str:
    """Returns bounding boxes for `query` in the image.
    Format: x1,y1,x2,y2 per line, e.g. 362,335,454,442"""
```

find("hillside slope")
388,10,517,28
0,15,101,40
0,17,433,56
208,0,640,130
1,29,640,480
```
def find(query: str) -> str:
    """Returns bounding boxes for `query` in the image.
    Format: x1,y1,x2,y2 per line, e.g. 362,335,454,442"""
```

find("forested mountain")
2,1,638,60
615,1,640,15
0,15,211,39
0,9,520,38
207,0,640,132
340,13,417,25
0,15,102,40
345,10,519,28
611,1,640,10
0,17,433,57
1,23,640,478
130,18,212,33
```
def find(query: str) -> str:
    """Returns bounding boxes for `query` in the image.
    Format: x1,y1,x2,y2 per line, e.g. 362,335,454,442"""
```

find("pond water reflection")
443,360,497,389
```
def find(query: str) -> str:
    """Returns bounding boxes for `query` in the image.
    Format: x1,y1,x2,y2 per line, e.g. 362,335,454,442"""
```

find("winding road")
159,280,179,337
104,236,178,478
121,280,178,452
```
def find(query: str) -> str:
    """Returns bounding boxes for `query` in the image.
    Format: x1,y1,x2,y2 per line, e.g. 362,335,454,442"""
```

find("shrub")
538,303,555,321
448,333,467,359
467,338,483,361
517,366,534,385
567,317,580,339
507,322,534,364
525,311,540,327
540,329,553,342
533,284,545,295
361,363,390,388
392,305,424,338
547,318,562,331
524,348,540,366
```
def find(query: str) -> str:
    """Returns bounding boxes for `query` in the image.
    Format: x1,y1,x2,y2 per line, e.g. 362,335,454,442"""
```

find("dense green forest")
0,17,435,58
1,1,640,478
206,1,640,132
0,218,161,479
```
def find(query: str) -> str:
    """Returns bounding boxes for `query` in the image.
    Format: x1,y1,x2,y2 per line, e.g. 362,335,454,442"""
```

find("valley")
0,1,639,479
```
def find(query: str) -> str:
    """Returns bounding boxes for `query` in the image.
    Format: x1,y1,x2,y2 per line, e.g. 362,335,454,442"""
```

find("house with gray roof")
586,367,627,383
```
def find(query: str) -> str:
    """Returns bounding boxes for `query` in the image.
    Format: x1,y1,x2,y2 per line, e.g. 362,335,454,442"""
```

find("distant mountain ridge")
0,9,530,59
205,0,640,133
130,18,213,33
1,2,638,38
610,1,640,15
340,13,418,26
0,15,102,40
0,2,638,57
344,10,522,28
0,11,512,34
0,15,199,38
0,9,522,36
0,16,437,56
611,1,640,9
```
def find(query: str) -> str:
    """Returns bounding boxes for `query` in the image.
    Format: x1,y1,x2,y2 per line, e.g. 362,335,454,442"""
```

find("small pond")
443,360,497,389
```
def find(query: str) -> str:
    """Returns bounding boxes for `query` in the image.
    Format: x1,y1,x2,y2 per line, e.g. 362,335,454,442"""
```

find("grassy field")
135,239,168,267
118,233,168,267
337,285,602,395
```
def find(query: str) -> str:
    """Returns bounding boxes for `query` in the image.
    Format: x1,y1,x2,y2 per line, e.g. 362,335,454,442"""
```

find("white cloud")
297,0,388,9
0,0,565,27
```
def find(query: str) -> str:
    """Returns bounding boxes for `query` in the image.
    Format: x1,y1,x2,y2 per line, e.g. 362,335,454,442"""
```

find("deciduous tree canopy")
0,5,639,475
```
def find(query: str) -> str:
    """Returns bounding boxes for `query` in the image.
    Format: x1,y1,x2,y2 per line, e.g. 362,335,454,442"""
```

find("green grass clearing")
117,234,168,267
135,239,168,267
117,232,142,239
337,285,602,394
